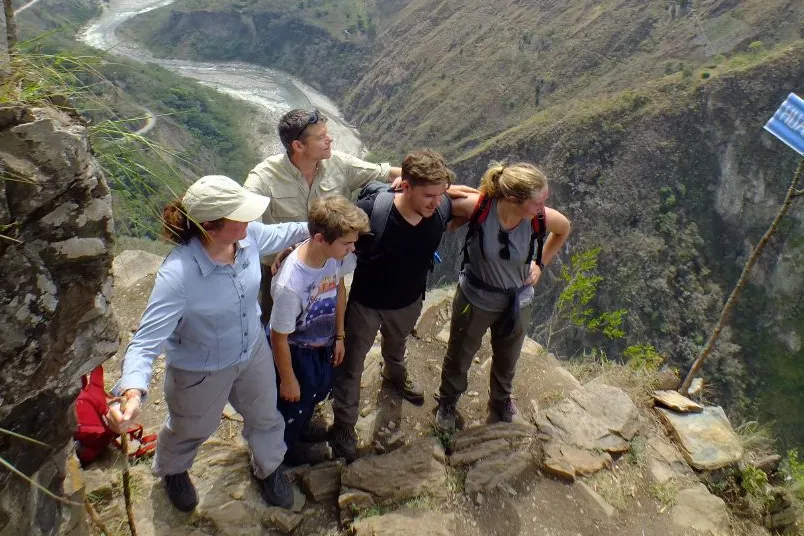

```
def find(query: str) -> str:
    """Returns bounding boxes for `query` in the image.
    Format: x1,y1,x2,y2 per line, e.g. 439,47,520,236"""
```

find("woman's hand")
279,375,301,402
525,261,543,286
107,389,142,432
333,339,345,366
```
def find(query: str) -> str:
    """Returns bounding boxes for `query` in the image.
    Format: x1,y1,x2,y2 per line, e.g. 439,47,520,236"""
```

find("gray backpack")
356,181,450,258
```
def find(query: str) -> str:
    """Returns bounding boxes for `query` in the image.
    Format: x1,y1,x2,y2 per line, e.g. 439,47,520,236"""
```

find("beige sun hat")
182,175,270,223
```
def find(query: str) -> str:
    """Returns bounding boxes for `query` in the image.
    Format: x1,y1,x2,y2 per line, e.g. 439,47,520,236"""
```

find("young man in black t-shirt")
329,150,454,462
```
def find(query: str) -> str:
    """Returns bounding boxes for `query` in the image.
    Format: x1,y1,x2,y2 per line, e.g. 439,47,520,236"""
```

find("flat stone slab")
352,508,456,536
575,481,616,518
338,487,376,525
301,460,342,502
646,435,693,484
657,406,743,470
542,441,612,480
540,383,637,454
452,422,538,452
671,484,729,533
653,390,703,413
341,438,448,502
449,438,510,467
571,382,640,441
464,451,539,495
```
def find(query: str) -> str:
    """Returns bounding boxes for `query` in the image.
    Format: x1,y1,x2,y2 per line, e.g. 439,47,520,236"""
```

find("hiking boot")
258,465,294,509
382,371,425,406
283,442,332,467
163,471,198,512
300,420,330,443
329,424,358,463
487,397,523,424
435,399,458,432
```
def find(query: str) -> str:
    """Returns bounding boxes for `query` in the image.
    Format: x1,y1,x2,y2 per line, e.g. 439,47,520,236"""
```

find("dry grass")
567,357,662,409
587,459,644,511
735,421,776,461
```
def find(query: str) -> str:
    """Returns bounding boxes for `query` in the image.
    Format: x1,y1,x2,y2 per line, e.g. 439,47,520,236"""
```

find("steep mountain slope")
127,0,803,156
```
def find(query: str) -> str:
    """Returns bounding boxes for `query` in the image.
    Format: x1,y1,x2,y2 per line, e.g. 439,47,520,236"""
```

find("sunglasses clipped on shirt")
293,108,321,141
498,229,511,260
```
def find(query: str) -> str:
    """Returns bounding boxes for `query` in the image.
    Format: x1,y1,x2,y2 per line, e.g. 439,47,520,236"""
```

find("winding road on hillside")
133,105,157,136
74,0,363,157
13,0,42,15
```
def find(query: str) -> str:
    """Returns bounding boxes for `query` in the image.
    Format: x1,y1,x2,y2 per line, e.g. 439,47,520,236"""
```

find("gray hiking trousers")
438,286,532,405
152,334,286,479
332,297,423,428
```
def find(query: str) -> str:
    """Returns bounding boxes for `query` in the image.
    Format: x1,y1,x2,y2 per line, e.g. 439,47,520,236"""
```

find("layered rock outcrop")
0,104,118,535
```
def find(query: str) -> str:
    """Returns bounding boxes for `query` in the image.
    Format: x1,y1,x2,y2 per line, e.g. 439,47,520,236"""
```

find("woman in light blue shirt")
108,175,307,512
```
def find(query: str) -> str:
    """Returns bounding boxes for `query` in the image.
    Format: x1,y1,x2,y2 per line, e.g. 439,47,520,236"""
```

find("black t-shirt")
350,195,450,309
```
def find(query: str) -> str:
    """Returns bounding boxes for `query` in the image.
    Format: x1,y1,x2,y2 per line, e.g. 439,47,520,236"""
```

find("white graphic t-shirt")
269,243,356,347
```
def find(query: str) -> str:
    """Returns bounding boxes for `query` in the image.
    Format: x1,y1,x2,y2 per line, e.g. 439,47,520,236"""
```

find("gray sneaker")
383,372,425,406
435,399,458,432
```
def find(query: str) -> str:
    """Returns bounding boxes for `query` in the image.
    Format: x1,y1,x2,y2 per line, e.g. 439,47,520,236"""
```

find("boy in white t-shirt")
269,195,369,464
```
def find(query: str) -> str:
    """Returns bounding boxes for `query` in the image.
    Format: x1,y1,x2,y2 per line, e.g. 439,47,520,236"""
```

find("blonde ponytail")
478,161,548,202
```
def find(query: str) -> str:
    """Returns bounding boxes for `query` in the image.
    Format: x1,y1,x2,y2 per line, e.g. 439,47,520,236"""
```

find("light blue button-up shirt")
119,221,308,394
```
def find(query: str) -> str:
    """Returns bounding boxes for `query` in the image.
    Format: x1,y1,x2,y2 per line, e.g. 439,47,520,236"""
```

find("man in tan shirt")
245,108,401,324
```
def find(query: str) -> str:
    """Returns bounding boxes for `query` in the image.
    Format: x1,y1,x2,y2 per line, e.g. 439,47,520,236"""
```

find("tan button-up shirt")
244,150,391,263
244,150,391,224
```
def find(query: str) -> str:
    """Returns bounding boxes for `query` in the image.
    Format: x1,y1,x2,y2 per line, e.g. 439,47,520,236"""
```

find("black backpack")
356,180,450,257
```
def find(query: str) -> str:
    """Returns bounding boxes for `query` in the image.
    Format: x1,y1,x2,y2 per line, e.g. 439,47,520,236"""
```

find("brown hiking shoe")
283,442,332,467
329,424,358,463
382,372,425,406
435,399,458,432
300,420,330,443
487,397,524,424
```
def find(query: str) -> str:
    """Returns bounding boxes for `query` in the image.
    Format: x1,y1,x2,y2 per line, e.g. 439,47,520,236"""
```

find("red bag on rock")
73,366,156,465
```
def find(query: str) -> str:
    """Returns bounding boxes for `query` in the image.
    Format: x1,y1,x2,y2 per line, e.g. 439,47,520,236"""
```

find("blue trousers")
276,344,333,450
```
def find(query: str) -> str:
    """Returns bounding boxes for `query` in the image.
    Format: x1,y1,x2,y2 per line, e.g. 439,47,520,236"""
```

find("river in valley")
77,0,364,158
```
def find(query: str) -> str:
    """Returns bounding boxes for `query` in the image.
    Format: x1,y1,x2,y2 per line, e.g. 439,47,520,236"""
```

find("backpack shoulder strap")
462,194,491,267
528,211,547,267
369,191,395,253
470,194,491,226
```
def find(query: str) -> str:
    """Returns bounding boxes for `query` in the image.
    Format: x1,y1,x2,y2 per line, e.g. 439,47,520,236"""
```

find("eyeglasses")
498,229,511,260
293,108,321,141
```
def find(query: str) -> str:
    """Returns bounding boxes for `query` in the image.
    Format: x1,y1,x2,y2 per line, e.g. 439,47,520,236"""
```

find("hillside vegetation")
9,0,261,238
118,0,804,449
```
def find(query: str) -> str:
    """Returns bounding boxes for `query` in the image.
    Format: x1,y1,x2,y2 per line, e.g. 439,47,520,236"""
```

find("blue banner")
764,93,804,156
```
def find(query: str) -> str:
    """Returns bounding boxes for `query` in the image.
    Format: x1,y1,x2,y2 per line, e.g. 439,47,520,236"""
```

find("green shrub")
624,344,664,371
